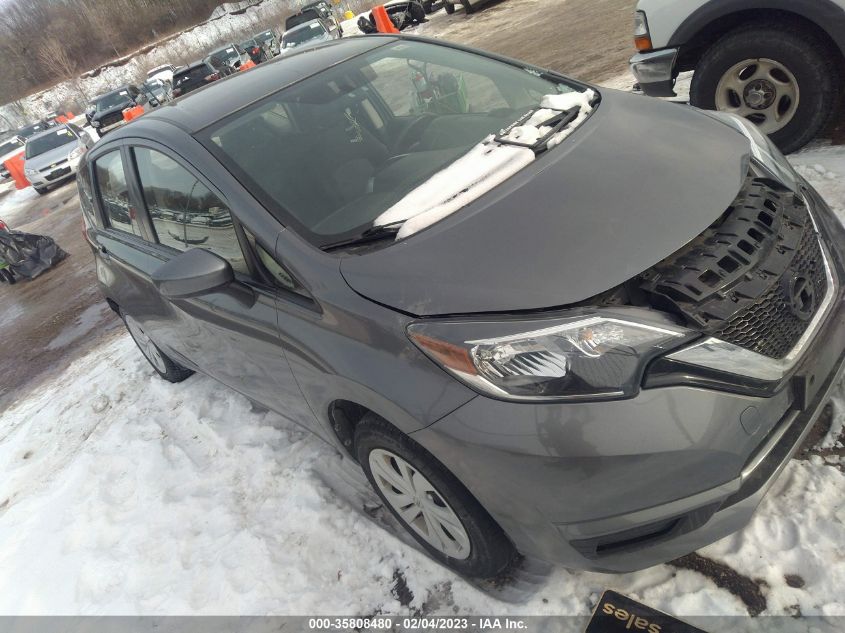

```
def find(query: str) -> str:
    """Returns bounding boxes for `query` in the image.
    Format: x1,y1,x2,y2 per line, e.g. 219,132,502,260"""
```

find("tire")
422,0,433,13
33,186,48,195
0,268,15,284
460,0,474,13
444,1,455,14
121,309,194,383
690,24,839,154
355,413,516,578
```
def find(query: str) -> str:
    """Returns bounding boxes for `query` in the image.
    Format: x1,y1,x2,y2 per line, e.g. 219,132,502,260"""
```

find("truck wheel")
444,2,455,14
355,413,516,578
690,24,839,154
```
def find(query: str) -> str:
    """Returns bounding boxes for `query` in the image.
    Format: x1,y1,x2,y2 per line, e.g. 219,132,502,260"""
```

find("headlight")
68,147,84,160
633,11,652,51
24,167,38,177
408,309,691,401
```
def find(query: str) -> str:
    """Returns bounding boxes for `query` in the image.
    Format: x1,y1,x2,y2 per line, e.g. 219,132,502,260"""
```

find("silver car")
280,19,338,54
24,124,93,195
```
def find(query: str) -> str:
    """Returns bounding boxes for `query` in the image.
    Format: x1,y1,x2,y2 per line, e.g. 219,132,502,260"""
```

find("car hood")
25,142,80,171
340,89,752,316
92,103,132,121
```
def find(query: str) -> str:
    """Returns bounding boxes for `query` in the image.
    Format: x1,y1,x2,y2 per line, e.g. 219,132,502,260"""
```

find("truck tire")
690,24,839,154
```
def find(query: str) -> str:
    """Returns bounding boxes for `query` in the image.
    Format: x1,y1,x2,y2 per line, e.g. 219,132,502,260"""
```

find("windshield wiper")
494,106,581,155
321,223,403,252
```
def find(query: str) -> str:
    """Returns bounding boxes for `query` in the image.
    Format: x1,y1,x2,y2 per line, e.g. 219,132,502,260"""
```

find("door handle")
99,245,110,259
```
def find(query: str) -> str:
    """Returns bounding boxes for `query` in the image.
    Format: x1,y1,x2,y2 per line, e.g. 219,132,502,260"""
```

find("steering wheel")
392,113,437,154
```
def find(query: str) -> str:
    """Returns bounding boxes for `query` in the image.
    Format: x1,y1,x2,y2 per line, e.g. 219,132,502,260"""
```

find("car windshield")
210,46,238,63
203,40,582,247
25,127,76,158
0,138,22,155
257,30,274,41
283,23,327,47
175,66,210,86
18,123,49,138
97,90,132,111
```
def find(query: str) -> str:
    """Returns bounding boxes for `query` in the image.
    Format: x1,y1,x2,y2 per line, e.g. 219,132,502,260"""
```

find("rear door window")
133,147,247,273
95,150,140,236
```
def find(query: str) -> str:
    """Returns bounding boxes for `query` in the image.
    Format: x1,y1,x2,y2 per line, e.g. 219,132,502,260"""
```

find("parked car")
286,2,343,37
24,123,93,194
254,29,281,56
89,85,148,135
0,134,25,181
172,60,232,98
240,38,271,64
443,0,498,14
147,63,177,86
78,36,845,579
84,99,99,126
358,0,428,32
205,43,250,71
141,78,173,106
280,19,339,53
16,121,54,139
630,0,845,153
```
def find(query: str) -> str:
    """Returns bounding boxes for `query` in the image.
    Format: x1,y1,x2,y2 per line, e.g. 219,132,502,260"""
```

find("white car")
630,0,845,153
146,64,177,86
0,135,25,181
280,19,339,54
23,124,94,195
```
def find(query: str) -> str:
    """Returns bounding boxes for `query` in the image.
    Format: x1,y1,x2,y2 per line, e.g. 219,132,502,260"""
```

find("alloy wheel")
715,58,799,135
369,448,471,560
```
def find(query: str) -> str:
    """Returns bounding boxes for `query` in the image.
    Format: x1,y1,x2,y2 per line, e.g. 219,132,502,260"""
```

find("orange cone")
372,5,400,34
122,105,145,122
4,152,29,190
239,59,256,71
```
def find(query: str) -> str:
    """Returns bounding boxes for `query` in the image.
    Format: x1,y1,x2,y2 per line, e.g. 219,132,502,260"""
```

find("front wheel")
355,413,516,578
690,24,839,154
122,310,193,382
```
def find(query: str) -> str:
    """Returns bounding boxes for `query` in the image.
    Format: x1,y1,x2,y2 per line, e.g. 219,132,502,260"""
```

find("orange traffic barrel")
122,105,145,122
3,152,29,190
373,5,400,33
240,59,257,71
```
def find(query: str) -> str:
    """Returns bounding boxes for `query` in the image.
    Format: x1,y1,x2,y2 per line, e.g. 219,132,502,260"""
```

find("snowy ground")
0,148,843,618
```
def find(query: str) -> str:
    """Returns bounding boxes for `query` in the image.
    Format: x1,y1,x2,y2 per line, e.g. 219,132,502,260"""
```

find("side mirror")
152,248,233,299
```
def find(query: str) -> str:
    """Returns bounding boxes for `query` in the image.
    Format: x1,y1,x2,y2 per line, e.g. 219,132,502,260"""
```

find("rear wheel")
122,311,193,382
690,24,839,154
355,413,516,578
460,0,475,13
444,1,455,14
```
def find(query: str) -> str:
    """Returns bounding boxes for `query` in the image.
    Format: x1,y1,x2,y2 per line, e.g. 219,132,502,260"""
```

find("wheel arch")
669,3,845,72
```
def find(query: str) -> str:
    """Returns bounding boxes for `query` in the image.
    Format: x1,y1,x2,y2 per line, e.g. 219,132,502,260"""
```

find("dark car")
172,60,232,98
205,43,249,71
16,121,54,139
89,85,148,135
78,36,845,579
254,29,280,56
240,38,271,64
286,2,343,36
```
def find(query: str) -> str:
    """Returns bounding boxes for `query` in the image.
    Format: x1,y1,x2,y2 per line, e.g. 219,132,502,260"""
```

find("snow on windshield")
375,89,596,240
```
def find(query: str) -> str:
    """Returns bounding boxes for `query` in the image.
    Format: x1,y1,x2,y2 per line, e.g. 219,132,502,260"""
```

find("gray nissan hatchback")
79,35,845,578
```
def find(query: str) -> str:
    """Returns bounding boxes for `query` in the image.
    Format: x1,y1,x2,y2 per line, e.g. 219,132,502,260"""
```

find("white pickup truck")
629,0,845,153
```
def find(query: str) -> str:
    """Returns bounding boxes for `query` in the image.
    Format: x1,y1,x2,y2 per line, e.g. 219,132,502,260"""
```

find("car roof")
102,84,134,96
123,37,394,135
27,124,71,142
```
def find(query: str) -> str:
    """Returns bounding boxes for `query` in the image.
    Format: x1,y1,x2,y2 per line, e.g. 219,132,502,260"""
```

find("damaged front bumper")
411,184,845,572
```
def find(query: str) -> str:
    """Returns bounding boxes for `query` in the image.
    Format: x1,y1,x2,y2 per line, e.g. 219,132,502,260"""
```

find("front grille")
642,173,828,359
99,112,124,127
713,225,826,358
39,159,67,173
